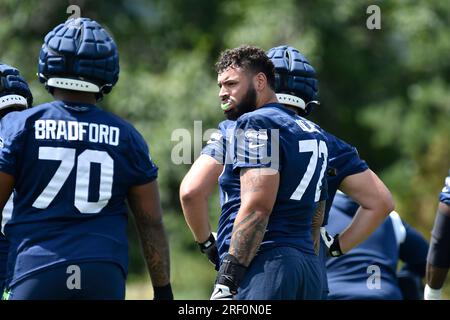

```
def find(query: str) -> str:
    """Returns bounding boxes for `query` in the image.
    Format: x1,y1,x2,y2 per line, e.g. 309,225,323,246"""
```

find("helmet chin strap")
45,77,101,93
276,93,306,110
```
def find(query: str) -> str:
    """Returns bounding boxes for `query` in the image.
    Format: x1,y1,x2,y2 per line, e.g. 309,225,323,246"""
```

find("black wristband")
330,234,343,257
153,283,173,300
216,254,247,294
197,233,216,253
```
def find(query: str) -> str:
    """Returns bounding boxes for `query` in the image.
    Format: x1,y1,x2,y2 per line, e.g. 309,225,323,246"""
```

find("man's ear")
253,72,267,92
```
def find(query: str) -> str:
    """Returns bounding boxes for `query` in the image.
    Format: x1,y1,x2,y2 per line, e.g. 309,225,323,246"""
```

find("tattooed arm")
229,167,280,266
312,200,325,255
211,167,280,299
128,180,172,298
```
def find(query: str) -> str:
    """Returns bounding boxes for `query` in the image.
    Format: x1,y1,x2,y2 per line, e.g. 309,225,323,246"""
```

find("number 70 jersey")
0,101,158,286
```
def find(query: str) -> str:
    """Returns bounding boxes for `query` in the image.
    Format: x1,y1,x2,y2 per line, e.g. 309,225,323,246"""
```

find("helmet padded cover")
38,18,119,94
0,63,33,107
267,45,318,104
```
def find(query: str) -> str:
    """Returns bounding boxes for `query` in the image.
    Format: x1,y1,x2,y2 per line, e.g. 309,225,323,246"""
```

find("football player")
0,63,33,293
0,18,172,300
184,45,328,299
181,45,394,299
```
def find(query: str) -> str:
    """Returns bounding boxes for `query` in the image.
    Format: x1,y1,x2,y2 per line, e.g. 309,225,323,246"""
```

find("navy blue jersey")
203,122,367,225
322,133,368,225
326,193,428,299
0,100,157,286
439,170,450,205
204,104,328,258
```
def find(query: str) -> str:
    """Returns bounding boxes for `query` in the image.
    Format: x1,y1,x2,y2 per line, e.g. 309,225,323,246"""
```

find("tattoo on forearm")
137,215,171,286
229,210,269,266
241,170,263,196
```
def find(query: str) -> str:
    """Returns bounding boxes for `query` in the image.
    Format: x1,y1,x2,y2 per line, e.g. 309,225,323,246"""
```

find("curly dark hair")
215,45,275,90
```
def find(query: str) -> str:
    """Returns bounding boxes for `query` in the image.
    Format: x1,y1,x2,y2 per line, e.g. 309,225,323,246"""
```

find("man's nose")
219,86,228,99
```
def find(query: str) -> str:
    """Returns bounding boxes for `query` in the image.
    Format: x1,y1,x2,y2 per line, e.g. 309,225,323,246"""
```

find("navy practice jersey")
439,170,450,205
0,100,157,286
326,192,428,299
202,116,367,253
203,103,328,259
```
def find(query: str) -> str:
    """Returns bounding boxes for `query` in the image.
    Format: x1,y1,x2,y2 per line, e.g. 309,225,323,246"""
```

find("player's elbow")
179,182,204,205
378,189,395,217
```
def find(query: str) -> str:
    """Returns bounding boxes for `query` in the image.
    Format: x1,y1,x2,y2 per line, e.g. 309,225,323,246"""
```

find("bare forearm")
229,209,269,266
426,263,449,289
338,170,394,252
137,218,171,287
426,203,450,289
229,168,278,266
338,206,387,253
181,196,212,243
180,155,223,243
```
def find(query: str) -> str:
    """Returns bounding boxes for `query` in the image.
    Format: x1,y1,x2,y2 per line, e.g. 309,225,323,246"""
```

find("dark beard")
225,86,257,120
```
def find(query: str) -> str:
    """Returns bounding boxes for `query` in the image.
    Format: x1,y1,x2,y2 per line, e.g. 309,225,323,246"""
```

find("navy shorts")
236,246,322,300
3,261,125,300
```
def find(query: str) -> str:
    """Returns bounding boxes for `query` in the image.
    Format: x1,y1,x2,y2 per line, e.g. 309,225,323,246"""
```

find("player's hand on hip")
320,227,344,257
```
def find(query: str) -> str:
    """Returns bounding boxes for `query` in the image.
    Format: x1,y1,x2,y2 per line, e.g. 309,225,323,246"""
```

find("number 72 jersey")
0,101,157,287
213,103,329,257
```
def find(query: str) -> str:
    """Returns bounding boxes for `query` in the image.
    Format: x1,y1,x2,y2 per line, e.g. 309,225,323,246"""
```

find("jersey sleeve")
128,129,158,185
439,172,450,205
328,135,369,184
0,114,27,177
201,129,225,164
232,114,280,173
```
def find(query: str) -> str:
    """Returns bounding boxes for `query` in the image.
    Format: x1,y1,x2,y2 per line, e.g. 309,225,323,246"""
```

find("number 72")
290,140,328,202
